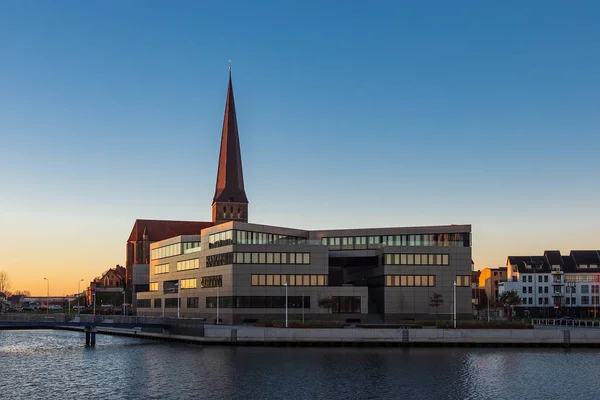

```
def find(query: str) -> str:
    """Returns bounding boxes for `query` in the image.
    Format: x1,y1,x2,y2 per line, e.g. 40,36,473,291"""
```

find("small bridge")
0,314,204,346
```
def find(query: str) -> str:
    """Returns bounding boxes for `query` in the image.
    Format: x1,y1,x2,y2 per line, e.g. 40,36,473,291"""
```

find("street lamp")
122,290,126,316
77,279,83,315
487,276,490,323
43,278,49,314
216,286,220,325
453,280,457,329
284,281,288,328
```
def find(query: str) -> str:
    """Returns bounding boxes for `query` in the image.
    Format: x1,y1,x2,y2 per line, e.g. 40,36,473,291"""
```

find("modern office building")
134,72,473,323
499,250,600,318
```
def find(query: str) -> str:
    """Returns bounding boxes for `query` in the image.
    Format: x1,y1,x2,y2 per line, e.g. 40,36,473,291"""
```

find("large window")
208,229,308,249
384,253,450,266
456,275,471,287
154,298,161,309
206,253,235,267
187,297,199,308
200,275,222,288
180,278,197,289
206,296,310,309
165,298,180,308
251,274,328,286
136,299,151,308
322,233,470,250
234,252,310,265
149,282,159,292
177,259,200,271
331,296,361,313
151,243,182,260
154,264,169,274
385,275,436,287
183,242,201,254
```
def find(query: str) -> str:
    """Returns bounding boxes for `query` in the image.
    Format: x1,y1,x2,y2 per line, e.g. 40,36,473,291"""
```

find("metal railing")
532,318,600,328
0,313,204,328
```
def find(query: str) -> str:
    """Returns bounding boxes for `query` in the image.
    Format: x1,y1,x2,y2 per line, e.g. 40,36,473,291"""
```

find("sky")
1,1,599,296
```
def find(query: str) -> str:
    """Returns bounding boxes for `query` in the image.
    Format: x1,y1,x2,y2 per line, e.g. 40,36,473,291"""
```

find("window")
331,296,361,313
200,275,222,288
150,282,158,292
582,285,589,294
528,276,532,283
544,276,548,282
165,298,180,308
385,275,436,287
251,274,328,286
187,297,199,308
136,299,151,308
151,243,183,260
206,252,234,267
522,276,526,283
456,275,471,287
538,276,543,283
180,278,197,289
230,252,310,265
153,298,161,308
176,259,200,271
206,296,310,309
154,264,169,274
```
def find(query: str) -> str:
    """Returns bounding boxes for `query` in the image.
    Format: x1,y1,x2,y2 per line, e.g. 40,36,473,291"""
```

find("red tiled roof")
127,219,213,242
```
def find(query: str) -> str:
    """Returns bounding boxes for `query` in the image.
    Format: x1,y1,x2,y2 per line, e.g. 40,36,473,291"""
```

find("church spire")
212,70,249,224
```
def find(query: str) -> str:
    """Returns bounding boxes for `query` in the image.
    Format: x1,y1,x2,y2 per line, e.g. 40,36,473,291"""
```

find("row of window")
206,296,310,309
180,278,196,289
150,282,158,292
208,230,307,249
151,243,182,260
206,252,311,267
565,275,600,283
183,242,201,254
251,274,329,287
384,254,449,266
518,296,600,306
322,233,470,250
154,264,169,274
386,275,436,287
177,259,199,271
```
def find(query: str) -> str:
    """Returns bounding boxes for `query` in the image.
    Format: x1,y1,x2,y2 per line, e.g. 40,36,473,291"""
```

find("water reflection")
1,330,599,400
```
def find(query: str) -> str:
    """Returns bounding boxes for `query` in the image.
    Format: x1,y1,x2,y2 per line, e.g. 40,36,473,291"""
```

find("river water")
1,330,599,399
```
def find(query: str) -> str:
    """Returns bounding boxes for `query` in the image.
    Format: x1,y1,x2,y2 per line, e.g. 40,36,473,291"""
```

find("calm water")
1,330,599,400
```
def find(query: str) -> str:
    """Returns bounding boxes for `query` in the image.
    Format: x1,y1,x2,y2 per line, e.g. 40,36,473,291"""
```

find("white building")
499,250,600,318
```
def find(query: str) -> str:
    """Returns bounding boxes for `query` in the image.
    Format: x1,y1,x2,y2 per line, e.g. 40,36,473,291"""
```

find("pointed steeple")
212,71,249,224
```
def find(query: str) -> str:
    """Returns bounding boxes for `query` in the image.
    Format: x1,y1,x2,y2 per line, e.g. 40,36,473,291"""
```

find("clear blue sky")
1,1,599,295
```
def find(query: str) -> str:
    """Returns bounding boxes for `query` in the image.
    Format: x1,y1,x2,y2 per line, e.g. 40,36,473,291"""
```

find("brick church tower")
212,72,249,224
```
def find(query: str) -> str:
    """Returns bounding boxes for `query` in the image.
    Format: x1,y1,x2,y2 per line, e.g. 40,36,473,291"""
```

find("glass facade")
207,252,311,267
177,259,200,271
206,296,310,309
322,233,470,250
208,229,308,249
385,275,436,287
251,274,328,286
384,253,449,266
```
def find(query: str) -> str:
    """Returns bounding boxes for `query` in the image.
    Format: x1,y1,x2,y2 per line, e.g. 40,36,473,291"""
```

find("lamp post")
487,276,490,323
43,278,49,314
175,282,180,319
93,293,96,316
122,290,126,316
453,280,457,329
284,281,288,328
77,279,83,315
302,290,305,325
216,287,220,325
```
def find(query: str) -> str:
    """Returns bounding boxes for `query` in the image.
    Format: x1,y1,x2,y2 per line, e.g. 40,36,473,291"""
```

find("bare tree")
14,290,31,297
0,271,10,294
429,293,444,322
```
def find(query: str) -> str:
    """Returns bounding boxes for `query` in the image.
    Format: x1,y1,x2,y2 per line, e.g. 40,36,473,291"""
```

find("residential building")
86,265,126,305
134,72,473,323
499,250,600,318
479,267,507,307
